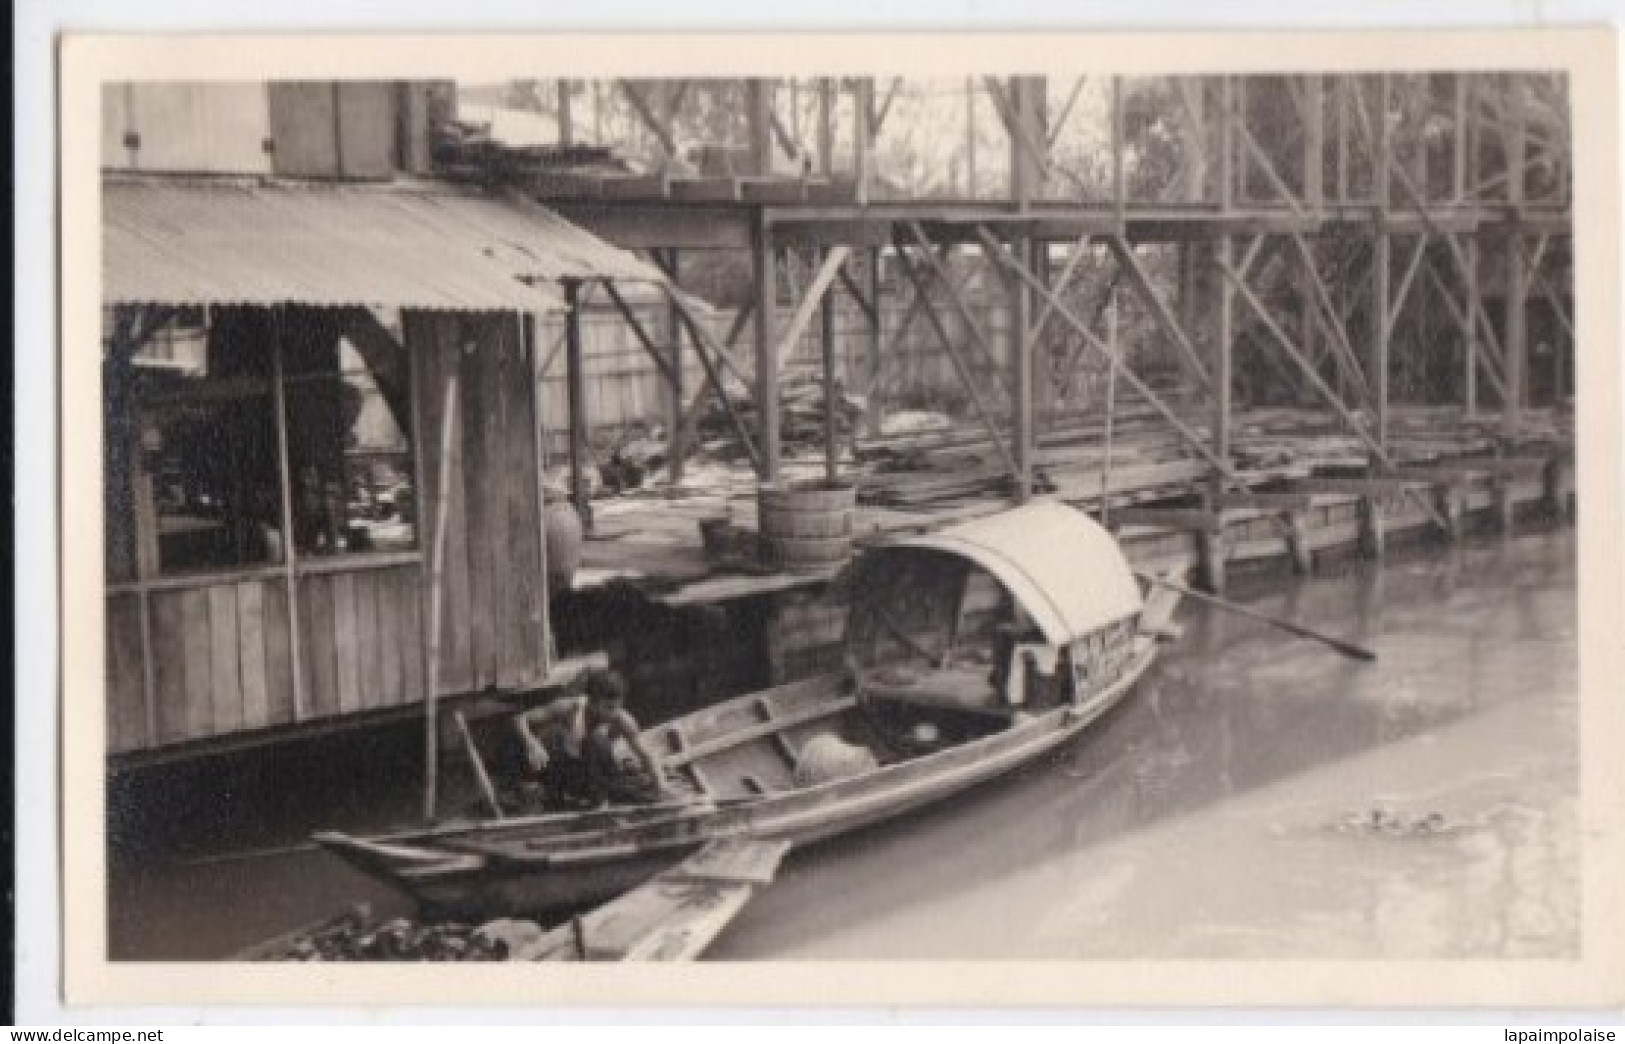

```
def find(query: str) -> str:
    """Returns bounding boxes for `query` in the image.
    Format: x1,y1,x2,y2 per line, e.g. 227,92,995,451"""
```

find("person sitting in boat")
511,669,677,809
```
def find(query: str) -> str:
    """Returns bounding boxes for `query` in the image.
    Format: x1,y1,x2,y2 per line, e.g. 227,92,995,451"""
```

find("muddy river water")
109,527,1579,961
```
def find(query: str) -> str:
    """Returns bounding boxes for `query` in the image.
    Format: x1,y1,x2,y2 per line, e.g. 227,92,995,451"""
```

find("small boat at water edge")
316,502,1185,929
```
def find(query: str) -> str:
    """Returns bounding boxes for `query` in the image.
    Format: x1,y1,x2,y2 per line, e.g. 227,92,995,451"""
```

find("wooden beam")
1105,235,1213,392
866,241,971,402
891,236,1022,484
906,223,1014,399
665,288,761,473
337,308,414,438
983,234,1251,488
1220,259,1386,465
1385,234,1430,341
835,264,878,328
1231,119,1371,404
1426,260,1509,402
616,80,678,158
601,281,676,385
775,245,851,369
1046,77,1089,150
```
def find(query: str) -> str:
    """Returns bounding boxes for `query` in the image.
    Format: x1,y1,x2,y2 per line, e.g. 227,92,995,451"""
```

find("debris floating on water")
244,906,545,962
1333,807,1454,837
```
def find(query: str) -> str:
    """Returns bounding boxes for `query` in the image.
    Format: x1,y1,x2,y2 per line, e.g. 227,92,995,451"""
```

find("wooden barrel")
758,481,856,573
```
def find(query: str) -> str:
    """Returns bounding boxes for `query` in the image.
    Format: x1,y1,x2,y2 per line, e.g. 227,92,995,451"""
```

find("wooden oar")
1136,572,1377,662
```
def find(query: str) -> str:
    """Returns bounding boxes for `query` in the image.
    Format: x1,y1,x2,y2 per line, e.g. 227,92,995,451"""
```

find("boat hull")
317,637,1163,922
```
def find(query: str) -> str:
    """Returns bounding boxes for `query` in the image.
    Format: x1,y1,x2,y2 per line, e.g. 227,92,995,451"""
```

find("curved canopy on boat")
885,501,1143,646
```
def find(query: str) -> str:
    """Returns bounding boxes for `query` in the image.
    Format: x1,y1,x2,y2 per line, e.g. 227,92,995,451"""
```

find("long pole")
821,247,841,482
423,373,460,822
563,279,590,527
1100,288,1119,525
524,312,553,677
1138,572,1377,662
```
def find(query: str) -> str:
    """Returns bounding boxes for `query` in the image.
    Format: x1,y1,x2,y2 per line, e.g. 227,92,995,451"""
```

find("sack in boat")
793,734,879,787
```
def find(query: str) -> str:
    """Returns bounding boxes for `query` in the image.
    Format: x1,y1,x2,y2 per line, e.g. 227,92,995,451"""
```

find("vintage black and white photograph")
57,30,1624,1006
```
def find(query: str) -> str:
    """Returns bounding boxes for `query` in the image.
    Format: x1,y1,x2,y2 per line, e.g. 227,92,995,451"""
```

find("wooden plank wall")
295,566,426,722
105,309,551,755
406,310,550,699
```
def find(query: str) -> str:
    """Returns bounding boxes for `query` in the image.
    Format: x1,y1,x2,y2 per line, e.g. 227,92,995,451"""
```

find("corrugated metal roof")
891,502,1144,645
103,177,667,313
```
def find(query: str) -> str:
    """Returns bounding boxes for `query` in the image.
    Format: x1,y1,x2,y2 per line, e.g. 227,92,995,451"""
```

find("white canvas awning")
891,502,1144,645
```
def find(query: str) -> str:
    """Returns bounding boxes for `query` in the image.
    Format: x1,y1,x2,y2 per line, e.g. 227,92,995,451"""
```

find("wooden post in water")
423,373,460,822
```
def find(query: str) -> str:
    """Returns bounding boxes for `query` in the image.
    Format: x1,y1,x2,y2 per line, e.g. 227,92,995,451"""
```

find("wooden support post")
557,80,574,146
1197,528,1228,596
867,247,884,435
1304,74,1325,207
1010,77,1032,211
752,213,781,483
1373,74,1392,456
1220,77,1236,211
746,79,774,177
1464,237,1478,418
1454,73,1469,203
662,254,686,483
1111,75,1126,228
563,280,591,529
964,77,978,197
1286,509,1314,574
1011,232,1035,503
1336,76,1351,204
1358,494,1386,561
1215,234,1234,500
855,78,874,206
817,78,834,177
1437,480,1466,544
821,247,841,482
1494,471,1517,535
1505,228,1528,433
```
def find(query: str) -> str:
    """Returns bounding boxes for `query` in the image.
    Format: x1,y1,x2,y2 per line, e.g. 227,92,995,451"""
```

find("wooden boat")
240,837,792,962
316,502,1184,927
